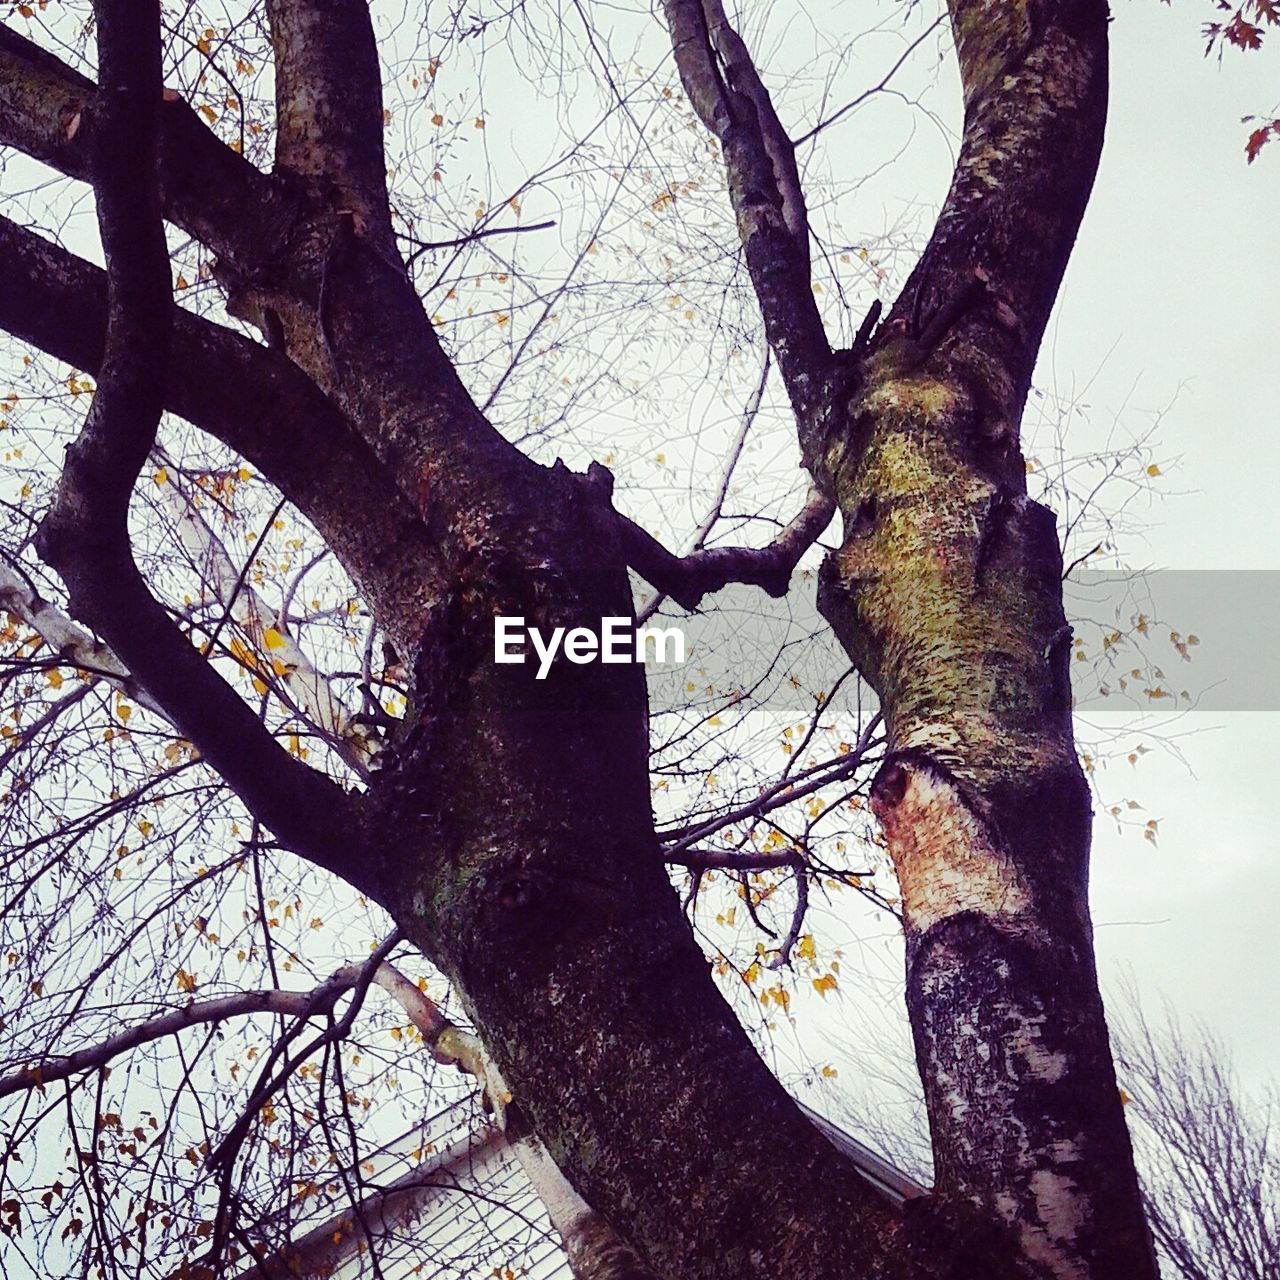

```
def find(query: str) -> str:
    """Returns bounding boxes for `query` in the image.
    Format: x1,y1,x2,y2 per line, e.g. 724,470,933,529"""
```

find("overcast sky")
1042,3,1280,1093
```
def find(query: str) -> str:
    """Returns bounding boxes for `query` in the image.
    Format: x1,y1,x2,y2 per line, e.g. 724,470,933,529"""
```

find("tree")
1114,991,1279,1280
0,1,1159,1277
1189,0,1280,160
827,985,1280,1280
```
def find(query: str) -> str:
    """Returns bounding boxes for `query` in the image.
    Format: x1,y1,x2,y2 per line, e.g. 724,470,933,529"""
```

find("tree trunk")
365,468,911,1278
810,0,1159,1275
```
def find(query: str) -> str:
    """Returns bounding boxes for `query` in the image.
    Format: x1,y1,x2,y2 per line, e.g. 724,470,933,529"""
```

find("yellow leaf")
1146,464,1160,477
152,467,168,485
199,105,217,124
176,969,197,994
812,973,838,997
431,113,444,126
263,627,286,650
137,820,152,837
45,669,63,690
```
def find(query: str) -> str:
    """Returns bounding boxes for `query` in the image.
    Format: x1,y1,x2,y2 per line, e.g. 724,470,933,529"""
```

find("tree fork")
811,0,1159,1271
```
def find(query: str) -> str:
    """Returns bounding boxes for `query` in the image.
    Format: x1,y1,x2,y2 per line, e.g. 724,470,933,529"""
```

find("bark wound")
870,756,1035,936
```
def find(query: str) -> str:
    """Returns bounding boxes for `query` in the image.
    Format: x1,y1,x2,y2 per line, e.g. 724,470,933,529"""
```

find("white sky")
1041,3,1280,1094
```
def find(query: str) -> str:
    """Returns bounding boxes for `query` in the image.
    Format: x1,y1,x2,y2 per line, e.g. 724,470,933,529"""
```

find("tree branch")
205,932,404,1179
160,477,381,773
873,0,1113,473
0,24,275,263
0,559,167,720
265,0,395,242
0,216,443,657
21,952,660,1280
614,481,835,610
636,349,770,624
0,973,362,1101
1,19,522,533
794,15,946,147
238,0,518,497
659,0,831,431
30,0,367,889
401,217,557,268
660,714,882,852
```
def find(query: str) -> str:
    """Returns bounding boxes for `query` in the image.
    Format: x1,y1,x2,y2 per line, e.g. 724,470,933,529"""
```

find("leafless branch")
401,218,556,268
616,482,835,610
28,1,366,888
660,0,832,430
661,713,882,851
0,975,358,1101
794,16,946,147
